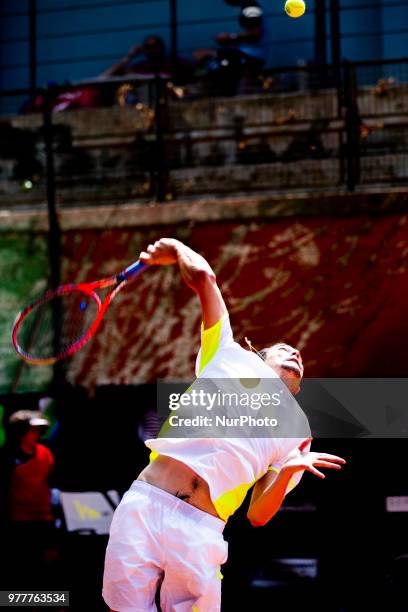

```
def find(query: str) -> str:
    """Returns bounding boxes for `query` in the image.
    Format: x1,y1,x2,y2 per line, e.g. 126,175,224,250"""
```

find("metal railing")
0,58,407,212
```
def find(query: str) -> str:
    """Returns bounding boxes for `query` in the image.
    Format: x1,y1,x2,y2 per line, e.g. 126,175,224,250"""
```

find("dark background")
1,385,407,611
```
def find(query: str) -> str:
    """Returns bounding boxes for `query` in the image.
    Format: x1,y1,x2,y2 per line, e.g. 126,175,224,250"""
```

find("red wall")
62,214,408,387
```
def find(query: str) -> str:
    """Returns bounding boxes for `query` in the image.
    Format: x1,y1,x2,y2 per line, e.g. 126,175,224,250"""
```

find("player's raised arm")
139,238,227,329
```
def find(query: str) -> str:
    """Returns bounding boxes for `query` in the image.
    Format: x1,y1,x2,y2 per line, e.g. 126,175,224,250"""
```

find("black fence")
0,57,407,212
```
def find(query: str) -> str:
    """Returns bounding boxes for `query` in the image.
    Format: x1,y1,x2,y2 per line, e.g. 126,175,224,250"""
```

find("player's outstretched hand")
282,441,346,480
140,238,179,266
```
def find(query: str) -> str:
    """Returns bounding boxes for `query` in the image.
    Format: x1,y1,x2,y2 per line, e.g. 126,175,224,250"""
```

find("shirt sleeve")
195,313,234,376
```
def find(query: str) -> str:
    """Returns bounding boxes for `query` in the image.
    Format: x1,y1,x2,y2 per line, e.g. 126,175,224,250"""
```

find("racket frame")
12,260,147,365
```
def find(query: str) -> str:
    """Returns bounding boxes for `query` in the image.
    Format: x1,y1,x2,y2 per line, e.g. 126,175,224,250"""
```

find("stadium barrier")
0,58,407,209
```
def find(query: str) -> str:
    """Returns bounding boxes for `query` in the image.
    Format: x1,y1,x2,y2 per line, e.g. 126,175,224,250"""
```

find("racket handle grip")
117,260,148,282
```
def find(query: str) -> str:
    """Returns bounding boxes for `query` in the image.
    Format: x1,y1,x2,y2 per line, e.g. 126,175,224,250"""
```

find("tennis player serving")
103,238,346,612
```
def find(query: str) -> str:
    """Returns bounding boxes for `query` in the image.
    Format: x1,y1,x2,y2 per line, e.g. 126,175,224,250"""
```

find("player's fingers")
139,251,152,263
308,466,325,479
316,453,346,463
314,461,342,469
147,244,155,254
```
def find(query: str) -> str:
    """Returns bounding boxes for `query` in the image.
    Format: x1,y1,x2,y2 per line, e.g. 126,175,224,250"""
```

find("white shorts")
102,480,228,612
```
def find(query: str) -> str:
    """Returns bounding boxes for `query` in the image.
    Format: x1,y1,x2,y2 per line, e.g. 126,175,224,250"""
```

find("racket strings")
16,291,100,361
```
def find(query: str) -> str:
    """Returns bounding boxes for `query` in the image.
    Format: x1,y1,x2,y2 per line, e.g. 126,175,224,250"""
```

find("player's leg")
159,499,228,612
160,563,224,612
102,483,164,611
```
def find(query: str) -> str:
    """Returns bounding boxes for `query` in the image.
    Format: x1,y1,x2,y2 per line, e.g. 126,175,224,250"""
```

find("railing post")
154,77,167,202
343,61,360,192
330,0,342,108
28,0,37,99
43,87,64,384
314,0,327,69
43,87,61,291
169,0,178,79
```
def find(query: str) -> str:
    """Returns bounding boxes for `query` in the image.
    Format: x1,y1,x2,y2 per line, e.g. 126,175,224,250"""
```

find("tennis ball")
285,0,306,18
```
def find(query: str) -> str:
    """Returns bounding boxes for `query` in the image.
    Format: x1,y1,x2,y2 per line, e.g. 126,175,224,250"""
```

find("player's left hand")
140,238,179,265
282,449,346,479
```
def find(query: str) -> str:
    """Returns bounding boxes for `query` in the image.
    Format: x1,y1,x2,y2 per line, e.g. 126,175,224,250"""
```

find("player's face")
265,343,304,394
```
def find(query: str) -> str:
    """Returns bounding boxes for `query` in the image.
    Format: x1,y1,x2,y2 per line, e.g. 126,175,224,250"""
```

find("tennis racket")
12,260,147,365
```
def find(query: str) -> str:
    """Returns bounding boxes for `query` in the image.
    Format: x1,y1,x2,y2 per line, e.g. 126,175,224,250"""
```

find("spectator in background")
101,35,194,84
217,0,268,71
0,410,58,589
195,0,267,94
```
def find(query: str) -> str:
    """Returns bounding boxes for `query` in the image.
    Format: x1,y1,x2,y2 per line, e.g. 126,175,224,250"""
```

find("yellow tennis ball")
285,0,306,18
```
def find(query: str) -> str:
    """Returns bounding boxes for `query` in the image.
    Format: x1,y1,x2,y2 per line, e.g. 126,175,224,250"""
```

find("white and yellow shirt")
146,314,309,522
